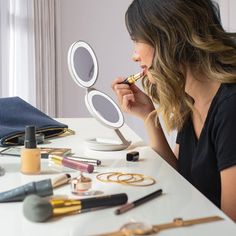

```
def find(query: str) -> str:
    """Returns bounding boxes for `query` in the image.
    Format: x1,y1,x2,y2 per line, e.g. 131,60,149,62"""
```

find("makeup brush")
23,193,128,222
0,173,71,202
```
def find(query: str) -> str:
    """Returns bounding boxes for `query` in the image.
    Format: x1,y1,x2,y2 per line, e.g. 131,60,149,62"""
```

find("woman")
112,0,236,221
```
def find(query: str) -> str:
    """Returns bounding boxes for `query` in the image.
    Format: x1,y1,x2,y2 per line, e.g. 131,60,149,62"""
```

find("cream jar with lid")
71,174,92,194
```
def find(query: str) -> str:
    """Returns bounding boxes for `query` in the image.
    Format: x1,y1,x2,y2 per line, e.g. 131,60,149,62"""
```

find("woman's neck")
185,68,221,106
185,68,221,138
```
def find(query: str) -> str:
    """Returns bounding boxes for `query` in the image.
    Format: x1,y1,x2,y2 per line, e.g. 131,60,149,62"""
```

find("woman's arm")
112,78,177,168
144,111,178,169
220,165,236,222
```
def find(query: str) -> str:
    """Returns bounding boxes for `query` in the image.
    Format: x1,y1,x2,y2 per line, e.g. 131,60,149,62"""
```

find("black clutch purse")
0,97,70,146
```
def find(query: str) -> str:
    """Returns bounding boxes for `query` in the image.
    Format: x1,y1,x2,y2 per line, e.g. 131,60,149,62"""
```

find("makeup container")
21,126,41,174
71,174,92,194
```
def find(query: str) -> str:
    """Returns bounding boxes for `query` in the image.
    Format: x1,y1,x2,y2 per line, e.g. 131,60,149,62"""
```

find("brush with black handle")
23,193,128,222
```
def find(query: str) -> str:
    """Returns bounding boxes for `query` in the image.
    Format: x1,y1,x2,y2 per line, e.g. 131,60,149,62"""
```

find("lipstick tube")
49,155,94,173
51,173,71,188
120,71,145,85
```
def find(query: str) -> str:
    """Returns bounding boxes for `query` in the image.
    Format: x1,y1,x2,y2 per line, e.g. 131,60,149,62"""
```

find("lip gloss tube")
49,155,94,173
67,156,101,166
120,71,145,85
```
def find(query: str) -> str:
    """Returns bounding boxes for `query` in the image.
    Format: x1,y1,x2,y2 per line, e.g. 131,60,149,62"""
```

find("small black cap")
126,151,139,162
24,125,37,148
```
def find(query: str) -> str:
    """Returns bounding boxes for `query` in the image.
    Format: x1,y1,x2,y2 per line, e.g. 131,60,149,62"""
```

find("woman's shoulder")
213,83,236,117
216,83,236,104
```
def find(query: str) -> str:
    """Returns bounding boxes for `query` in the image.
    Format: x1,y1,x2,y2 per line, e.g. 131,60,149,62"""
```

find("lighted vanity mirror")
68,41,131,151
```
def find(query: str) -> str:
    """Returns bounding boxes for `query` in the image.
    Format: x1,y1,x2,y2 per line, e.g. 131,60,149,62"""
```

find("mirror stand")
85,129,131,151
68,41,132,151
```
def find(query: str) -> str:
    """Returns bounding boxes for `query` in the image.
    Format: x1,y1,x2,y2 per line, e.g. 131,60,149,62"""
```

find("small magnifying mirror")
68,41,131,151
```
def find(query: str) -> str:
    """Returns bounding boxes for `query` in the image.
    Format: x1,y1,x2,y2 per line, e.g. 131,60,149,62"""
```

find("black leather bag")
0,97,69,146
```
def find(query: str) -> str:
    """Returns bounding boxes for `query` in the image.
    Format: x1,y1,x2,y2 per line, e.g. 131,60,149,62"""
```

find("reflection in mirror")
73,47,94,82
92,95,120,123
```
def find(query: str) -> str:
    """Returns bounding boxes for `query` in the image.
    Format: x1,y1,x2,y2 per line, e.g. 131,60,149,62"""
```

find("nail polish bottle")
21,126,41,174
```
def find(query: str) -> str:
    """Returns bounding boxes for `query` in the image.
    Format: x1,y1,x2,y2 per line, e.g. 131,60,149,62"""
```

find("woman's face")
132,41,155,83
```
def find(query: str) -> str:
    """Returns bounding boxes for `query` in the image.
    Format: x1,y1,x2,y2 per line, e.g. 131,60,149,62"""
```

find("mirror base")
85,129,131,151
85,138,131,151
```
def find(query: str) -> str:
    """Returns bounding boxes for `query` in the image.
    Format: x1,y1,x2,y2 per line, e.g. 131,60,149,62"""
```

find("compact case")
0,97,69,146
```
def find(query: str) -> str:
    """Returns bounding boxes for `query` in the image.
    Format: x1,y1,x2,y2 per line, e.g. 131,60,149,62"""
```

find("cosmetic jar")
71,174,92,193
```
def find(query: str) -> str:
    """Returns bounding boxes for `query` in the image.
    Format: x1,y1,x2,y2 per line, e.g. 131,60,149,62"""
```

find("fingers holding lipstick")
112,77,126,90
112,76,156,120
117,88,134,109
112,78,134,109
122,94,135,112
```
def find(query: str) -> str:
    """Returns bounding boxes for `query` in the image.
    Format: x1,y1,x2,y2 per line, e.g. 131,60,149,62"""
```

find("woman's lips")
141,66,148,75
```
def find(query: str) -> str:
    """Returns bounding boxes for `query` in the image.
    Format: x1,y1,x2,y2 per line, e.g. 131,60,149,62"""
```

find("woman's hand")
112,77,155,121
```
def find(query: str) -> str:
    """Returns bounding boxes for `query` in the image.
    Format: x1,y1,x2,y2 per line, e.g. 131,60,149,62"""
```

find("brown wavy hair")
125,0,236,132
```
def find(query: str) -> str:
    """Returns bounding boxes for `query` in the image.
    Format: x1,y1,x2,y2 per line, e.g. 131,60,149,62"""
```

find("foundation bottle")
21,126,41,174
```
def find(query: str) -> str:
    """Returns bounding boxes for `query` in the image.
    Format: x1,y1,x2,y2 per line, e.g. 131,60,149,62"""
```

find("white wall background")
217,0,236,32
55,0,236,146
55,0,149,142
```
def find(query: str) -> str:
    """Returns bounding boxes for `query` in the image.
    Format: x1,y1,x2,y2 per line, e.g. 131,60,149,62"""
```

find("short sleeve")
213,94,236,171
176,131,182,144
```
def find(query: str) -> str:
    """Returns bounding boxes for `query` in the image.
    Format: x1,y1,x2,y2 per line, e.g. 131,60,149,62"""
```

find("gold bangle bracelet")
107,172,134,183
96,172,119,182
117,173,144,183
120,176,156,187
96,172,156,187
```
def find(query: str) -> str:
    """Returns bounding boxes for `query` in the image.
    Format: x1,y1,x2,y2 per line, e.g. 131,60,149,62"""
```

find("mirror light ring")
68,41,98,88
86,90,124,129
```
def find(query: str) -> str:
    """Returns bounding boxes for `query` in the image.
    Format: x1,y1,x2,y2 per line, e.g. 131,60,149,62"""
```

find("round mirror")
68,41,98,88
85,90,124,129
68,41,130,150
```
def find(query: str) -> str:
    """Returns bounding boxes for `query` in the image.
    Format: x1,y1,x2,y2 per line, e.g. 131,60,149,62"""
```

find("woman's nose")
132,52,140,62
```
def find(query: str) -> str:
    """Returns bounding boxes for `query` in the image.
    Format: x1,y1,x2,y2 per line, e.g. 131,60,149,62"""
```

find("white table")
0,118,235,236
